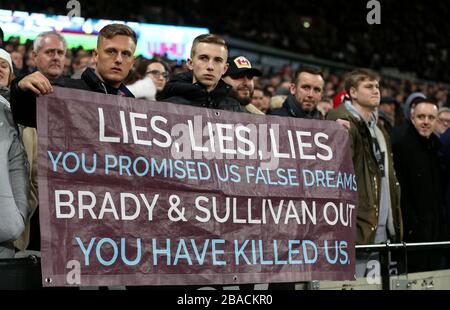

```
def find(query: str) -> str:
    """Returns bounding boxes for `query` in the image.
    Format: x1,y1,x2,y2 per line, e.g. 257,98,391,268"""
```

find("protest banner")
37,87,357,287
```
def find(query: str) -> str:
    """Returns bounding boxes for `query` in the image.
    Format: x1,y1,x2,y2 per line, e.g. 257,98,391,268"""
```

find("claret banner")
37,87,357,287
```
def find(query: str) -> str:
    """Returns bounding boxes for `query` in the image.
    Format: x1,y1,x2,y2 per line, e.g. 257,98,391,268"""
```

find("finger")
27,84,42,96
34,81,49,95
41,80,53,94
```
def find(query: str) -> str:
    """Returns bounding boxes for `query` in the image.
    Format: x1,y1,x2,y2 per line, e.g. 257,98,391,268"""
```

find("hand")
18,71,53,95
336,119,350,130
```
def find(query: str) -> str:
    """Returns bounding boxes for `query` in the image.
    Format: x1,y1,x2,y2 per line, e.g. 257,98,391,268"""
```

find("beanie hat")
403,92,426,120
0,48,13,72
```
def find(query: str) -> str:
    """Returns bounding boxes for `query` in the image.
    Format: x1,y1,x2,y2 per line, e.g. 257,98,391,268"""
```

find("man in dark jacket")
270,67,325,119
222,55,264,115
393,98,447,272
159,34,244,113
10,24,136,128
8,24,137,252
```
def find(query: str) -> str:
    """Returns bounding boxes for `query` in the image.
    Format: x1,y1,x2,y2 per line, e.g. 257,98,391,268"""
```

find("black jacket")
159,71,245,113
393,121,447,243
10,68,134,128
269,94,323,119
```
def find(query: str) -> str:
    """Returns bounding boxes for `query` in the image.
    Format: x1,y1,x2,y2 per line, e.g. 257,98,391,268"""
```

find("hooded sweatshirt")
344,100,394,242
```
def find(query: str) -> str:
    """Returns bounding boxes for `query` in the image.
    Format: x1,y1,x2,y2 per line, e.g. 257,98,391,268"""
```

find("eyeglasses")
438,117,450,126
146,70,169,80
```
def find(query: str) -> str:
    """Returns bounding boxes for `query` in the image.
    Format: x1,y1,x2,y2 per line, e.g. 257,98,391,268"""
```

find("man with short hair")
393,98,447,271
10,24,136,128
32,31,67,81
436,107,450,136
222,55,263,114
159,34,243,112
270,67,325,119
9,24,137,252
327,69,403,250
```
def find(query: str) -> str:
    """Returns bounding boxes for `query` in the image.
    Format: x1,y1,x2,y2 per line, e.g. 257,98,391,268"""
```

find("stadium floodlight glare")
0,9,209,60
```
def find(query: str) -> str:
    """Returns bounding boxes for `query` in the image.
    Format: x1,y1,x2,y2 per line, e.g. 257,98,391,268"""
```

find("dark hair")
98,24,137,47
344,68,380,94
124,58,171,85
190,34,227,58
293,66,324,85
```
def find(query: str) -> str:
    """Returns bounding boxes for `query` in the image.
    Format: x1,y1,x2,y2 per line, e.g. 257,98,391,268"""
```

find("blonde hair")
190,34,227,58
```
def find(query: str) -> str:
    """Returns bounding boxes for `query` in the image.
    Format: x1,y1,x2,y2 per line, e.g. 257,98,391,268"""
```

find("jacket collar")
407,120,442,150
344,99,378,129
81,68,134,97
284,94,321,119
162,70,232,100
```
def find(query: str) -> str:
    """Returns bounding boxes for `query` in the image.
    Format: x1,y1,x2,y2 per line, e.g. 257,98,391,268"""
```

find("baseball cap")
224,56,262,78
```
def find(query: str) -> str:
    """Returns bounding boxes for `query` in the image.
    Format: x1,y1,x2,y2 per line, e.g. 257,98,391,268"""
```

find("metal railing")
356,241,450,290
1,242,449,290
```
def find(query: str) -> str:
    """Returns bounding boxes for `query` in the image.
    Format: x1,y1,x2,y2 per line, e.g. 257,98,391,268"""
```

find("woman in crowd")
145,59,170,100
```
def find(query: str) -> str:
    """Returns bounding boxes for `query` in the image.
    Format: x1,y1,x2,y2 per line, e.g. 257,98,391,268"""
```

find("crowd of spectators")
2,33,449,119
1,1,450,280
1,0,450,82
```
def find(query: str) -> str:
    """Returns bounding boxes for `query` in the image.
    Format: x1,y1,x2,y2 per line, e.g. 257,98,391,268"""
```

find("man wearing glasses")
436,107,450,136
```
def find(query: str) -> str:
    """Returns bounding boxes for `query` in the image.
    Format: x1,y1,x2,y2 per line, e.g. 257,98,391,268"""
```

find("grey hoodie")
0,95,30,258
344,100,394,243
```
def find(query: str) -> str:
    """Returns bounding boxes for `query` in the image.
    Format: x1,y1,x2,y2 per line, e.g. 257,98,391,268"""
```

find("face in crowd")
411,102,438,138
146,62,169,92
94,35,136,89
251,89,270,113
379,102,396,119
0,57,11,87
34,34,66,81
317,99,333,115
188,42,228,92
349,78,381,110
291,72,324,112
436,110,450,135
222,73,254,104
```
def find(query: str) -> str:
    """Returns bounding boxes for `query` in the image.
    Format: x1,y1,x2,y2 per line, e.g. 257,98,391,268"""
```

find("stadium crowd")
2,0,450,83
1,1,450,283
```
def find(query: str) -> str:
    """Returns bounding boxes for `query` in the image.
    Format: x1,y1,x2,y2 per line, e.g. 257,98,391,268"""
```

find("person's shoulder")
220,96,245,113
269,105,289,117
53,77,90,90
326,104,350,121
161,96,192,105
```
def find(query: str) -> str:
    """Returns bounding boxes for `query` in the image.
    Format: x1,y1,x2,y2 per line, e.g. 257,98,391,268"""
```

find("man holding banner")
10,24,137,129
7,25,360,289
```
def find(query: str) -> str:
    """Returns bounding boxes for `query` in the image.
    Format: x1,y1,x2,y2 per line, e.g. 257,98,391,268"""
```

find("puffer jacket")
159,71,245,113
0,95,30,258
